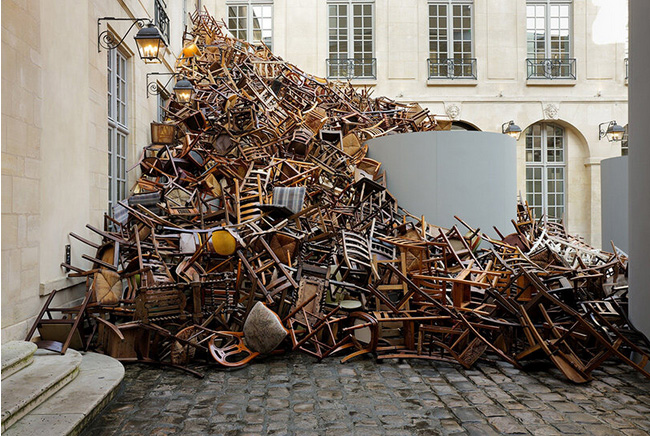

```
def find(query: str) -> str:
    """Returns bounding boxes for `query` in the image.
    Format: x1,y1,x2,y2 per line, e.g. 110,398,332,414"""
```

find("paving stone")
622,429,650,436
80,355,650,436
475,404,507,417
553,422,587,434
565,412,603,424
293,403,315,413
510,409,545,425
488,416,528,434
531,425,561,436
463,422,502,436
453,407,485,422
440,418,466,434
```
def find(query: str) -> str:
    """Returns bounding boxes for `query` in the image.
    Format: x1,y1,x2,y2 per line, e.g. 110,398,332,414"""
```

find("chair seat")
339,300,362,310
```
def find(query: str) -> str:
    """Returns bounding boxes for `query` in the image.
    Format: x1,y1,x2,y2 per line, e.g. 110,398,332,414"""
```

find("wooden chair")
25,288,94,354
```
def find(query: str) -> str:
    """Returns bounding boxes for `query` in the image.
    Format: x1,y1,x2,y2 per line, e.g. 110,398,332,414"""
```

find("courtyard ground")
82,353,650,436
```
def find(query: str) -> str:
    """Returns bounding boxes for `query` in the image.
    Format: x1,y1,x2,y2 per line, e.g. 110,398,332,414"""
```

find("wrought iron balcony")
427,58,477,79
154,0,170,44
526,58,576,80
326,58,377,80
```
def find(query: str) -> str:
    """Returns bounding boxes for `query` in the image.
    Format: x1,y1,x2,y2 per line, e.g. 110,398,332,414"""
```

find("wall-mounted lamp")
599,121,625,142
98,18,166,63
502,120,522,140
173,77,195,104
146,72,176,99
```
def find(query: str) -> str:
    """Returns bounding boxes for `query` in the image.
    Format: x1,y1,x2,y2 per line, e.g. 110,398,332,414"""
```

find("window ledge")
427,79,478,86
347,79,377,86
526,79,576,86
40,276,85,297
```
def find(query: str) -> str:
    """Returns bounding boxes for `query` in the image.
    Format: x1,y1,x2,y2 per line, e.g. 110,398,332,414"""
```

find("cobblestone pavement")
82,353,650,436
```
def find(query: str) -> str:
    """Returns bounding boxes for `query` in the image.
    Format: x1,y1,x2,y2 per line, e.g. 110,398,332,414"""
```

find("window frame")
226,0,274,50
525,0,575,79
327,0,376,79
525,122,566,222
154,0,170,45
427,0,475,79
107,48,129,216
526,0,573,59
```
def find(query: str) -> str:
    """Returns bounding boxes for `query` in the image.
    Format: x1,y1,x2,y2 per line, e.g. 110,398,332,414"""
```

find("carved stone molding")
543,103,559,120
445,103,461,120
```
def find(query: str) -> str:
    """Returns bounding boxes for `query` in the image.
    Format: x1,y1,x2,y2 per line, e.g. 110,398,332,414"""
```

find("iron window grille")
526,58,576,79
427,57,477,79
326,57,377,80
155,0,170,44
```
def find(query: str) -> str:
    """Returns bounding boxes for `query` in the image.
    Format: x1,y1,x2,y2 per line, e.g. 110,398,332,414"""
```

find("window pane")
525,123,566,222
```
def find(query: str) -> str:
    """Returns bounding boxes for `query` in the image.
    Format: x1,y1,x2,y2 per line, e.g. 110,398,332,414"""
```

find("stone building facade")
1,0,627,340
1,0,196,341
207,0,628,245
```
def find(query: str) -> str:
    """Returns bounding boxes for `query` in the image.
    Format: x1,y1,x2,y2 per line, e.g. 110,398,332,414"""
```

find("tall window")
227,1,273,50
526,0,574,79
428,0,475,79
621,124,628,156
155,0,170,44
327,1,375,79
157,93,169,123
525,123,565,221
107,50,128,215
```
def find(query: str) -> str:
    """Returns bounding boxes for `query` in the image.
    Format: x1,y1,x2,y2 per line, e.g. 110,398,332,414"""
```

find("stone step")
1,349,82,432
1,341,37,380
3,352,124,436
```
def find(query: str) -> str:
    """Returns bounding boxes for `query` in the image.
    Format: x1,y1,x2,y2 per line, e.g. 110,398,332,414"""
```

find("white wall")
1,0,181,342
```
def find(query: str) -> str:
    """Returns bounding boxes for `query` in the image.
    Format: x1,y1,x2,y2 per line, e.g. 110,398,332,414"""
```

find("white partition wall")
629,2,650,339
601,156,629,254
367,131,516,239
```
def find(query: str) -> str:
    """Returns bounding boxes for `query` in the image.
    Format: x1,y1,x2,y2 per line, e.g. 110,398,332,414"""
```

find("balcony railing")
427,58,477,79
326,58,377,80
154,0,170,44
526,58,576,80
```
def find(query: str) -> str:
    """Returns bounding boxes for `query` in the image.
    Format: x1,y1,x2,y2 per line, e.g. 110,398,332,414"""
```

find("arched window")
525,123,565,221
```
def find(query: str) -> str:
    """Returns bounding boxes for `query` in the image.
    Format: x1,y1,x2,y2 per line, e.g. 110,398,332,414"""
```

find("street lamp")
173,77,195,103
134,23,167,63
599,121,625,142
502,120,522,140
98,18,167,63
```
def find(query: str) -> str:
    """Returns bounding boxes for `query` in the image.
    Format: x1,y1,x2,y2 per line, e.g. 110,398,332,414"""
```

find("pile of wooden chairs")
28,9,650,383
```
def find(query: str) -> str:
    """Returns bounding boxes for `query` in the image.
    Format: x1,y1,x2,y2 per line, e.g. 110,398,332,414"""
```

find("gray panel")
600,156,629,253
367,131,516,240
629,1,650,339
